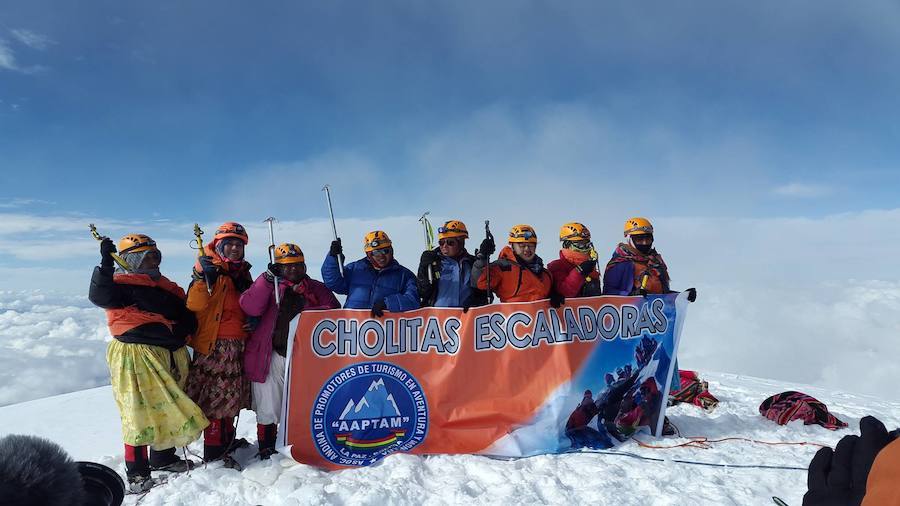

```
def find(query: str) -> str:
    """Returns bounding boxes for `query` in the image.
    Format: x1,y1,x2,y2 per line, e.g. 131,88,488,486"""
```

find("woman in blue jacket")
322,230,419,317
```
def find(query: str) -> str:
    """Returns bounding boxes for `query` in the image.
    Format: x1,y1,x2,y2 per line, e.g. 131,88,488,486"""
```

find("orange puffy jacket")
863,438,900,505
186,248,252,355
475,246,553,303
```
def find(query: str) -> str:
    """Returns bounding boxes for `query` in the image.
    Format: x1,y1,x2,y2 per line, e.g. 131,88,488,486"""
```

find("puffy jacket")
472,246,553,303
88,266,196,351
863,438,900,505
417,248,488,308
186,249,253,355
547,251,602,298
603,243,670,295
240,274,340,382
321,254,419,311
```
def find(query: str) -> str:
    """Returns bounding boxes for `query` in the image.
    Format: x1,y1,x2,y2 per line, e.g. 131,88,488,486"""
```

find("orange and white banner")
281,293,689,469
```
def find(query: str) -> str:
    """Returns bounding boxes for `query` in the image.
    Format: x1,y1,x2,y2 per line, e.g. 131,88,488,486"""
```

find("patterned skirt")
186,338,250,420
107,340,209,449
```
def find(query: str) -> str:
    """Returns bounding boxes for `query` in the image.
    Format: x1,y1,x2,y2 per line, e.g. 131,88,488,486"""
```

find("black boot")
150,447,196,473
124,444,155,493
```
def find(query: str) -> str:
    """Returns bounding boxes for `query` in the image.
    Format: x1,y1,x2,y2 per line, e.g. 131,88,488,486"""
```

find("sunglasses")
568,240,594,252
509,231,536,240
369,247,392,257
438,238,459,247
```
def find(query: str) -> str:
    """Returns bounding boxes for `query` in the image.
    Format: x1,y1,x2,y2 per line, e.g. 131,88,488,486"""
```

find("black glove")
803,415,894,506
329,239,343,258
549,291,565,309
686,287,697,302
577,259,597,275
420,250,440,272
478,237,496,258
371,299,387,318
100,238,117,268
265,262,283,282
198,255,219,285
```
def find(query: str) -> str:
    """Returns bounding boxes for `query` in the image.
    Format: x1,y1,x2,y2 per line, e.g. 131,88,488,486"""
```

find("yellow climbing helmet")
363,230,392,252
117,234,158,255
508,224,538,244
559,222,591,242
274,243,305,264
624,217,654,237
438,220,468,240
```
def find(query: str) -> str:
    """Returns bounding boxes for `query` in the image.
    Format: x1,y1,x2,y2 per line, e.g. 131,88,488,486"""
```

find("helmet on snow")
438,220,468,240
508,224,538,244
274,243,305,264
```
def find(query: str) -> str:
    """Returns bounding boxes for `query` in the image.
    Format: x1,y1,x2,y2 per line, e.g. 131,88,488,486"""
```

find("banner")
281,293,689,469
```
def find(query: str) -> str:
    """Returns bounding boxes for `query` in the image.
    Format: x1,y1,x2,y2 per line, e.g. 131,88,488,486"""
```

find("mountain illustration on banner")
340,378,402,420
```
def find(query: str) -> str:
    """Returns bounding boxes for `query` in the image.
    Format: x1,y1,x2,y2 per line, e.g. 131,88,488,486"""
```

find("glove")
264,262,283,282
577,259,597,275
198,255,219,285
243,316,261,333
371,299,387,318
329,239,343,258
549,291,565,309
478,237,496,258
686,287,697,302
803,415,894,506
420,250,440,273
100,238,117,268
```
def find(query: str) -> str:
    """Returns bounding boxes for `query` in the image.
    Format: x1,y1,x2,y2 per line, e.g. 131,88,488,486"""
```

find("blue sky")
1,0,899,291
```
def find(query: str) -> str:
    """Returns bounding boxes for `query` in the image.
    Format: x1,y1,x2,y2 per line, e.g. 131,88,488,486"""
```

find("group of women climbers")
89,215,695,492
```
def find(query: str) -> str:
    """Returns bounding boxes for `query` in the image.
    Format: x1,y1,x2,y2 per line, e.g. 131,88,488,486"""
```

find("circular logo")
311,362,428,467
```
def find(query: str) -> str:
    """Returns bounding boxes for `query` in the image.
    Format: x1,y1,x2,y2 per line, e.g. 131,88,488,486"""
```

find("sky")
1,2,900,402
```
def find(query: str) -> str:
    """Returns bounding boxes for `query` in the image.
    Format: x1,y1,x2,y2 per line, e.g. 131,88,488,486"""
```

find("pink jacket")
239,274,339,382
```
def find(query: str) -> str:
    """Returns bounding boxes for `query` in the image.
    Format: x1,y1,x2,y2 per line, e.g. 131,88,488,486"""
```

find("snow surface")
1,372,898,505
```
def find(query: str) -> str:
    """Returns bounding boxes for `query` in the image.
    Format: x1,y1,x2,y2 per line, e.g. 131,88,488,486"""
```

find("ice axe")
322,184,344,276
88,224,131,272
264,217,281,306
192,224,214,295
418,212,440,282
484,220,494,304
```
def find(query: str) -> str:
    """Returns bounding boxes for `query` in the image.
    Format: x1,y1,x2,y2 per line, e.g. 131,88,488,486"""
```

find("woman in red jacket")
547,222,602,298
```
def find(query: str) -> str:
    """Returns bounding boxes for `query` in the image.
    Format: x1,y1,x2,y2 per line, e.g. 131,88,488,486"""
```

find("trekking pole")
322,184,344,276
192,224,214,295
264,217,281,306
484,220,494,304
88,224,131,271
418,212,440,281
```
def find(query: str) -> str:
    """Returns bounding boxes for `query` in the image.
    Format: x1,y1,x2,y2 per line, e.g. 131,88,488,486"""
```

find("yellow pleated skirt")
107,340,209,449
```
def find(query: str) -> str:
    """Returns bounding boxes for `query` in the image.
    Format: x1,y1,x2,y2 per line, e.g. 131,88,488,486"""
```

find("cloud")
0,40,18,72
10,29,54,50
0,198,55,209
772,182,833,198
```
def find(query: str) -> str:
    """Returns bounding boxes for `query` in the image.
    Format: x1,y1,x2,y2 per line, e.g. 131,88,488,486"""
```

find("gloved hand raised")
264,262,282,283
329,239,343,258
100,238,117,268
686,287,697,302
478,237,496,258
577,259,597,275
198,255,219,285
420,249,440,270
803,415,895,506
371,299,387,318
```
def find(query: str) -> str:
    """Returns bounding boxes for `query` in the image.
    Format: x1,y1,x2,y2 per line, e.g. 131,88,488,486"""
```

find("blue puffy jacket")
321,254,420,311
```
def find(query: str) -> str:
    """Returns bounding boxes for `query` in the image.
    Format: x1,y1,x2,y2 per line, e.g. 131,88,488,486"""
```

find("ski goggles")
565,240,594,252
369,246,393,257
509,230,536,240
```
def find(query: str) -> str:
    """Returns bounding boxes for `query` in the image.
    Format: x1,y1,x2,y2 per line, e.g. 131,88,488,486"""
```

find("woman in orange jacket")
471,224,563,307
185,222,254,465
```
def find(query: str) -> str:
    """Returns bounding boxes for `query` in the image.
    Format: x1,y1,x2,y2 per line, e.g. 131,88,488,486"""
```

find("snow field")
1,372,897,505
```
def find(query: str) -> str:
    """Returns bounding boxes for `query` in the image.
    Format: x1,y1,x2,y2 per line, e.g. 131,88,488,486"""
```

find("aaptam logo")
311,362,428,467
